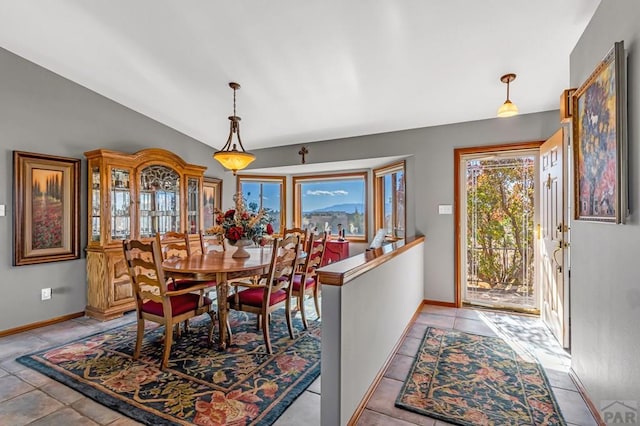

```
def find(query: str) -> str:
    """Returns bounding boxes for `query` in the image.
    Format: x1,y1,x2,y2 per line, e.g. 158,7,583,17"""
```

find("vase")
231,238,252,258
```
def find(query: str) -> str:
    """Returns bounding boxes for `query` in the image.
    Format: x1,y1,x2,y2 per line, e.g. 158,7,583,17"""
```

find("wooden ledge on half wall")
316,235,425,287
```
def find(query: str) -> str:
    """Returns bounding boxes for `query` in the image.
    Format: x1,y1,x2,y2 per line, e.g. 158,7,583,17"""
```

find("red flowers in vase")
206,193,274,244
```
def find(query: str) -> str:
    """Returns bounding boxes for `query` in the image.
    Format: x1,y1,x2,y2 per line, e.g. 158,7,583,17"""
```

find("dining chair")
227,234,300,354
156,231,217,289
156,231,218,336
196,231,226,254
283,227,310,250
156,231,198,289
122,239,215,369
292,231,327,329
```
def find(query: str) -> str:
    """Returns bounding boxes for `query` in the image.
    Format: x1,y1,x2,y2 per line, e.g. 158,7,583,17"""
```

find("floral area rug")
395,327,566,426
17,309,320,425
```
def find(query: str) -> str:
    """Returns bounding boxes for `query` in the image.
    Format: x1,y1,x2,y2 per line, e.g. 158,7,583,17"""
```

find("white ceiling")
0,1,600,151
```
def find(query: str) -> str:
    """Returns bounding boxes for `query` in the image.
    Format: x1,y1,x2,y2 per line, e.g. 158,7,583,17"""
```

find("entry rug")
18,310,320,425
395,327,566,426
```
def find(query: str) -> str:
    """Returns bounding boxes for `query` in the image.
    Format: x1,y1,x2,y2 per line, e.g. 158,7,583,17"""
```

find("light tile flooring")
357,305,598,425
0,312,320,426
0,305,596,425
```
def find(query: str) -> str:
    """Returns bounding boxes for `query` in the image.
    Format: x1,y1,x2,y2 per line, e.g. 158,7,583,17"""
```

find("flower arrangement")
206,192,274,245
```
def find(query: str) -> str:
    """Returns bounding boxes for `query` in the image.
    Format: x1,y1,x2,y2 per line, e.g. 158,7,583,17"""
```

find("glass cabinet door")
187,177,200,234
91,165,101,242
110,168,131,241
139,165,180,238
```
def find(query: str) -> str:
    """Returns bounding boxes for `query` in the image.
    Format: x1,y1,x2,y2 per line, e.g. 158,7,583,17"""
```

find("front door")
540,129,568,347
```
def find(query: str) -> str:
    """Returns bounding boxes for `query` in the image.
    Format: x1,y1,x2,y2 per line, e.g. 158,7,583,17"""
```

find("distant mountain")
305,203,364,214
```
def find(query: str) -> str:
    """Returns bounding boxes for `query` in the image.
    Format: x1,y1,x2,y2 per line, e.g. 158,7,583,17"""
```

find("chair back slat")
308,232,328,273
156,231,190,260
199,231,226,254
263,234,299,300
123,239,168,300
283,227,310,251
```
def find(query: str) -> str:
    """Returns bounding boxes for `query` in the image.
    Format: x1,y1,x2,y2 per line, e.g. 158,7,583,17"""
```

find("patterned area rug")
17,309,320,425
395,327,566,426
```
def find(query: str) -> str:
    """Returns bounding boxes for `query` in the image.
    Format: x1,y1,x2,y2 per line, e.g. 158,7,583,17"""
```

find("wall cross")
298,146,309,164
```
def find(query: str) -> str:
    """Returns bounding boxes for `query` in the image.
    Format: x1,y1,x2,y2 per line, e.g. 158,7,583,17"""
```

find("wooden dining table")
161,246,276,350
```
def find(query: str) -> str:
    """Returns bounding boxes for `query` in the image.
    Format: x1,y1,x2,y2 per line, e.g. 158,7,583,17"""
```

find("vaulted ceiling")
0,1,600,150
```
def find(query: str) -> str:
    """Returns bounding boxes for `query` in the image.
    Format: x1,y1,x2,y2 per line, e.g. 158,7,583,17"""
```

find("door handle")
552,246,563,273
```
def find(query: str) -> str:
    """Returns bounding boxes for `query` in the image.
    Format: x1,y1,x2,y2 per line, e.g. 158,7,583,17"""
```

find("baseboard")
347,300,425,425
423,298,457,308
569,368,606,426
0,311,85,338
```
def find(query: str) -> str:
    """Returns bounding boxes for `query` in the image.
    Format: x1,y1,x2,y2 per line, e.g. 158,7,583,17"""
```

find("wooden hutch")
84,148,207,320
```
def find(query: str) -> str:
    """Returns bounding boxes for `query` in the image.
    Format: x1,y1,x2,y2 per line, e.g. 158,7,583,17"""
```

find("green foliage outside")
466,158,534,292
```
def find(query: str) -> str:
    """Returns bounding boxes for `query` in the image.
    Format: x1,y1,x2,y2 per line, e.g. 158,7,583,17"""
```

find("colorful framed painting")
202,177,222,231
572,41,627,223
13,151,81,265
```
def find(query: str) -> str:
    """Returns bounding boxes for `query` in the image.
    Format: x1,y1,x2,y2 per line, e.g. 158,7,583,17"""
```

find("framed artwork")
572,40,627,223
202,177,222,231
13,151,81,265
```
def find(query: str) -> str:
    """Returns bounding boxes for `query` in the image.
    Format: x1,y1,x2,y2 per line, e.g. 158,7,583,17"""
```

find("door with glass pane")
138,165,180,238
461,149,539,311
110,167,132,241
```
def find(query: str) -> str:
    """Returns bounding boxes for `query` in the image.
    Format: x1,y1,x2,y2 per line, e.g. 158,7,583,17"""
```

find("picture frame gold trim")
202,177,222,232
572,41,627,223
13,151,81,265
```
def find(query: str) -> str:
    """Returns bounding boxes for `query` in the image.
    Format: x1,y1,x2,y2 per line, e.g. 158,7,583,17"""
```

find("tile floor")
0,312,319,426
0,305,597,425
356,305,598,426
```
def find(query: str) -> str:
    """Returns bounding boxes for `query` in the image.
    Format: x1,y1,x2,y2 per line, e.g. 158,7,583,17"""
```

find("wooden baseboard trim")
423,299,457,308
0,311,85,338
569,368,606,426
347,300,426,425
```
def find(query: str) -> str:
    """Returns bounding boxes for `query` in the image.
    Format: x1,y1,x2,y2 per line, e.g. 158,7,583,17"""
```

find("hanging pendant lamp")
497,73,519,118
213,82,256,174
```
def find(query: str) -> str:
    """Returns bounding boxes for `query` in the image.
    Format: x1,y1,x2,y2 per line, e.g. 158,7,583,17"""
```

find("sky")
242,179,364,213
242,182,282,212
299,180,364,212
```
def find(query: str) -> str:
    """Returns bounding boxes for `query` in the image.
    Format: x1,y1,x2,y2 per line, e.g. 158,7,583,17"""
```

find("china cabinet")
84,148,207,320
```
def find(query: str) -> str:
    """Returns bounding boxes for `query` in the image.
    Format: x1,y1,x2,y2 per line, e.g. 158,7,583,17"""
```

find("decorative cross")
298,146,309,164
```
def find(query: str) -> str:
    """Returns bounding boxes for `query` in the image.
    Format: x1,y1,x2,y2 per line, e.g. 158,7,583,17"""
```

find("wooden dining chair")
156,231,198,289
283,227,310,249
197,231,226,254
156,231,217,288
122,239,215,369
292,232,327,329
227,234,300,354
156,231,218,336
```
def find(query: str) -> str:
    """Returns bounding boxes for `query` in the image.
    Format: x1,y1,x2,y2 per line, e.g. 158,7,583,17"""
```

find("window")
237,175,285,235
293,172,367,241
374,161,405,239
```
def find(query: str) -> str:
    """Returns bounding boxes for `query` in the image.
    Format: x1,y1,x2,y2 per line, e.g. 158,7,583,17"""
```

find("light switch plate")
438,204,453,215
0,205,5,216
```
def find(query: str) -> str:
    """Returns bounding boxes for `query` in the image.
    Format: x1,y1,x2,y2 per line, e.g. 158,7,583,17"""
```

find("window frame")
236,174,286,236
373,161,406,241
293,171,368,243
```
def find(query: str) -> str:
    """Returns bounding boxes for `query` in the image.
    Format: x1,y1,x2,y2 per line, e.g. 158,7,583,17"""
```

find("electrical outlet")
41,288,52,301
0,204,5,216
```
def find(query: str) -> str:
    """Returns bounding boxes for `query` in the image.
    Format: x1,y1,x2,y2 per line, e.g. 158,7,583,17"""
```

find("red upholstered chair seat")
229,287,288,307
142,294,212,317
292,273,316,291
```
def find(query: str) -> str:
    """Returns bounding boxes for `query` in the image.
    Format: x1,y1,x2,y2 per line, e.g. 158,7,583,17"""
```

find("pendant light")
213,82,256,174
497,73,519,118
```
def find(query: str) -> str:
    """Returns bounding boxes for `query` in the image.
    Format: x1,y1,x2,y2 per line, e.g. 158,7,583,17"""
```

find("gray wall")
0,47,226,331
247,112,559,302
569,0,640,405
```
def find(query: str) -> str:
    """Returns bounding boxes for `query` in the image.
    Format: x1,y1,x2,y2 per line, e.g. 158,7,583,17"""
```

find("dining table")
161,245,277,350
